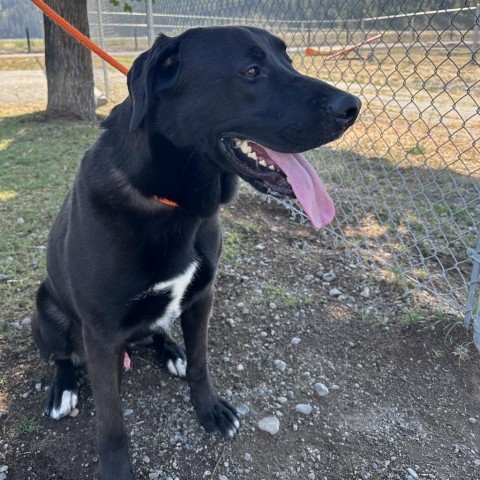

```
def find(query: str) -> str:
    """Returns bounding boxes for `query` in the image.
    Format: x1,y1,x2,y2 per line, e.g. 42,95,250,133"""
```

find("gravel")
274,359,287,371
258,416,280,435
295,404,312,415
314,382,329,397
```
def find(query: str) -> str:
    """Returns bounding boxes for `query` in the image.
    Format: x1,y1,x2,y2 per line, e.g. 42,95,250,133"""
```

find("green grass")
402,307,424,327
0,114,99,328
15,415,40,436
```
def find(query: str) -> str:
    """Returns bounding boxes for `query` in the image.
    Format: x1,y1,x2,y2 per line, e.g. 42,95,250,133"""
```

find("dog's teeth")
268,165,275,170
286,177,291,184
259,159,267,167
247,152,258,161
240,141,252,154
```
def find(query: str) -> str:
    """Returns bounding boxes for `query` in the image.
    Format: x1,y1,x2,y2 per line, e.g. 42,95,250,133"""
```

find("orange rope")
31,0,129,76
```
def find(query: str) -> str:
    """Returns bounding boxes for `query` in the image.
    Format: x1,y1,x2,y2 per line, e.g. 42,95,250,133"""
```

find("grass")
452,343,470,363
15,415,39,436
0,114,99,328
255,283,308,309
402,307,424,327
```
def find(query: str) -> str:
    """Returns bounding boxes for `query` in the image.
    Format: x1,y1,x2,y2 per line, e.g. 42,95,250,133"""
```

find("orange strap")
153,195,179,208
31,0,129,76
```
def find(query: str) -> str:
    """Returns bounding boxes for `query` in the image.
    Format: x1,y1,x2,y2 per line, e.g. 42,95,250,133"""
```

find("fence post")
145,0,155,47
26,27,31,53
465,230,480,349
474,3,480,61
95,0,110,99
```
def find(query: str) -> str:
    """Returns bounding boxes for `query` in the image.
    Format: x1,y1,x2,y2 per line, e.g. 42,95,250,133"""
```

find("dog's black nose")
329,94,361,126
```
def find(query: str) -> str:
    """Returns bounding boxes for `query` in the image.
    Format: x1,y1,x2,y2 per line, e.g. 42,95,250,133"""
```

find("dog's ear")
128,34,181,132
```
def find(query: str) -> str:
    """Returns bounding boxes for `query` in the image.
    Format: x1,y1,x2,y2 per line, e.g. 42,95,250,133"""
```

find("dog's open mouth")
220,137,335,229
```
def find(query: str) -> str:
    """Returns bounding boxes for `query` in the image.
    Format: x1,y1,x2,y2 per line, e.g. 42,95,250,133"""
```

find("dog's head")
127,27,361,227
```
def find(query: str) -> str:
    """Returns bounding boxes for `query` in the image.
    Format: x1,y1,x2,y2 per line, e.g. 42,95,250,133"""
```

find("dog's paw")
156,339,187,378
196,397,240,438
46,382,79,420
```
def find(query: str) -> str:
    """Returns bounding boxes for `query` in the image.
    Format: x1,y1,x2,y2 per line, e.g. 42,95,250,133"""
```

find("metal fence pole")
95,0,110,98
145,0,155,47
465,230,480,349
474,3,480,61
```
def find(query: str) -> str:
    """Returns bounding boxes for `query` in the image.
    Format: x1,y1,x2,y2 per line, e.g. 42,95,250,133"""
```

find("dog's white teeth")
268,165,275,170
286,177,291,184
240,141,252,154
247,152,258,161
259,159,267,167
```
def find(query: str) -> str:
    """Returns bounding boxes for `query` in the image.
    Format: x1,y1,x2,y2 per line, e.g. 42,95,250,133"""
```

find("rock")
0,275,8,282
69,408,79,418
142,456,150,464
0,466,7,473
123,408,133,416
16,217,25,225
21,317,31,326
407,468,419,480
330,384,340,390
236,364,244,371
277,396,288,404
11,321,21,330
269,302,277,310
236,405,250,416
244,453,251,461
35,383,42,391
304,274,315,281
315,382,329,397
149,473,159,479
218,475,229,480
308,473,315,480
295,404,312,415
290,337,301,345
329,288,342,298
258,416,280,435
322,272,336,282
274,359,287,371
468,417,478,424
360,286,370,298
0,472,6,480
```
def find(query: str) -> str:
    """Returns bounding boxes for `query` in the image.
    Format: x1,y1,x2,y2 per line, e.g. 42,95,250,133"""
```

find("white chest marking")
150,261,198,333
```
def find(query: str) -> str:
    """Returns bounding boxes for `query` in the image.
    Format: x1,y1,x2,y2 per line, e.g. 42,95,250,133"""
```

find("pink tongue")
261,146,335,229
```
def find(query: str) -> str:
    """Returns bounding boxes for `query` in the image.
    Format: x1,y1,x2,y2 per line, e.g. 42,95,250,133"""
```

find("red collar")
153,195,179,208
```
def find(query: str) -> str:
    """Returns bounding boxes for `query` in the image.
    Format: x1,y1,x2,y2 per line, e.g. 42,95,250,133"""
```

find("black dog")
32,27,360,479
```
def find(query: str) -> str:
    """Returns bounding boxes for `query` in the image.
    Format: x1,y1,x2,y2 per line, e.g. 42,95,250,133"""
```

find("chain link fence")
88,0,480,347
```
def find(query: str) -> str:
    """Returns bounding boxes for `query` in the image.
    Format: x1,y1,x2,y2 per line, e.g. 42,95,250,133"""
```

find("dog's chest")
145,261,198,331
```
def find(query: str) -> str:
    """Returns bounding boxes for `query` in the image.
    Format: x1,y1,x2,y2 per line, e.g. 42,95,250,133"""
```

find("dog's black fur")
32,27,360,479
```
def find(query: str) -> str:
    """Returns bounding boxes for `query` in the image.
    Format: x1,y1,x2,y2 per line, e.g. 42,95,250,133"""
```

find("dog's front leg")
83,326,133,480
181,290,240,438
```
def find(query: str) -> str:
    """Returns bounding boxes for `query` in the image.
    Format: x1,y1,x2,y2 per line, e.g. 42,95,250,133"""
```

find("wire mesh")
87,0,480,344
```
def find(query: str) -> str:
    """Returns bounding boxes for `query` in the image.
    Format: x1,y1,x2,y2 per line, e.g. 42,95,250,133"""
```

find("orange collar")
153,195,179,208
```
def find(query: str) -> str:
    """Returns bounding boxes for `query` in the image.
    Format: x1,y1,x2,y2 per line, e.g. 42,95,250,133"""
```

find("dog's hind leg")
181,290,240,438
46,359,79,419
33,281,81,419
152,332,187,378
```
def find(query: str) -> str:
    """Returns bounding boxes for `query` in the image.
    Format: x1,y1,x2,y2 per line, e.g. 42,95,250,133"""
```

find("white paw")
50,390,78,420
166,358,187,377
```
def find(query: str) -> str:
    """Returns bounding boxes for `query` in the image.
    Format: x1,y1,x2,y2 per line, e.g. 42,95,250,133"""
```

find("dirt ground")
0,191,479,480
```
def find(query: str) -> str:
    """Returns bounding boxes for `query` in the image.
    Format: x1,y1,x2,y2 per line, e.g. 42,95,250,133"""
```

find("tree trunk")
43,0,96,122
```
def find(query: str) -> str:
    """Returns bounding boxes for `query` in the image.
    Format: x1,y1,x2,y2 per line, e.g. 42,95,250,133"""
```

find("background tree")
43,0,95,121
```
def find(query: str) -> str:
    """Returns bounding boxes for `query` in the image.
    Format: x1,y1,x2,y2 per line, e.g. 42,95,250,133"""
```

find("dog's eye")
243,66,259,78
